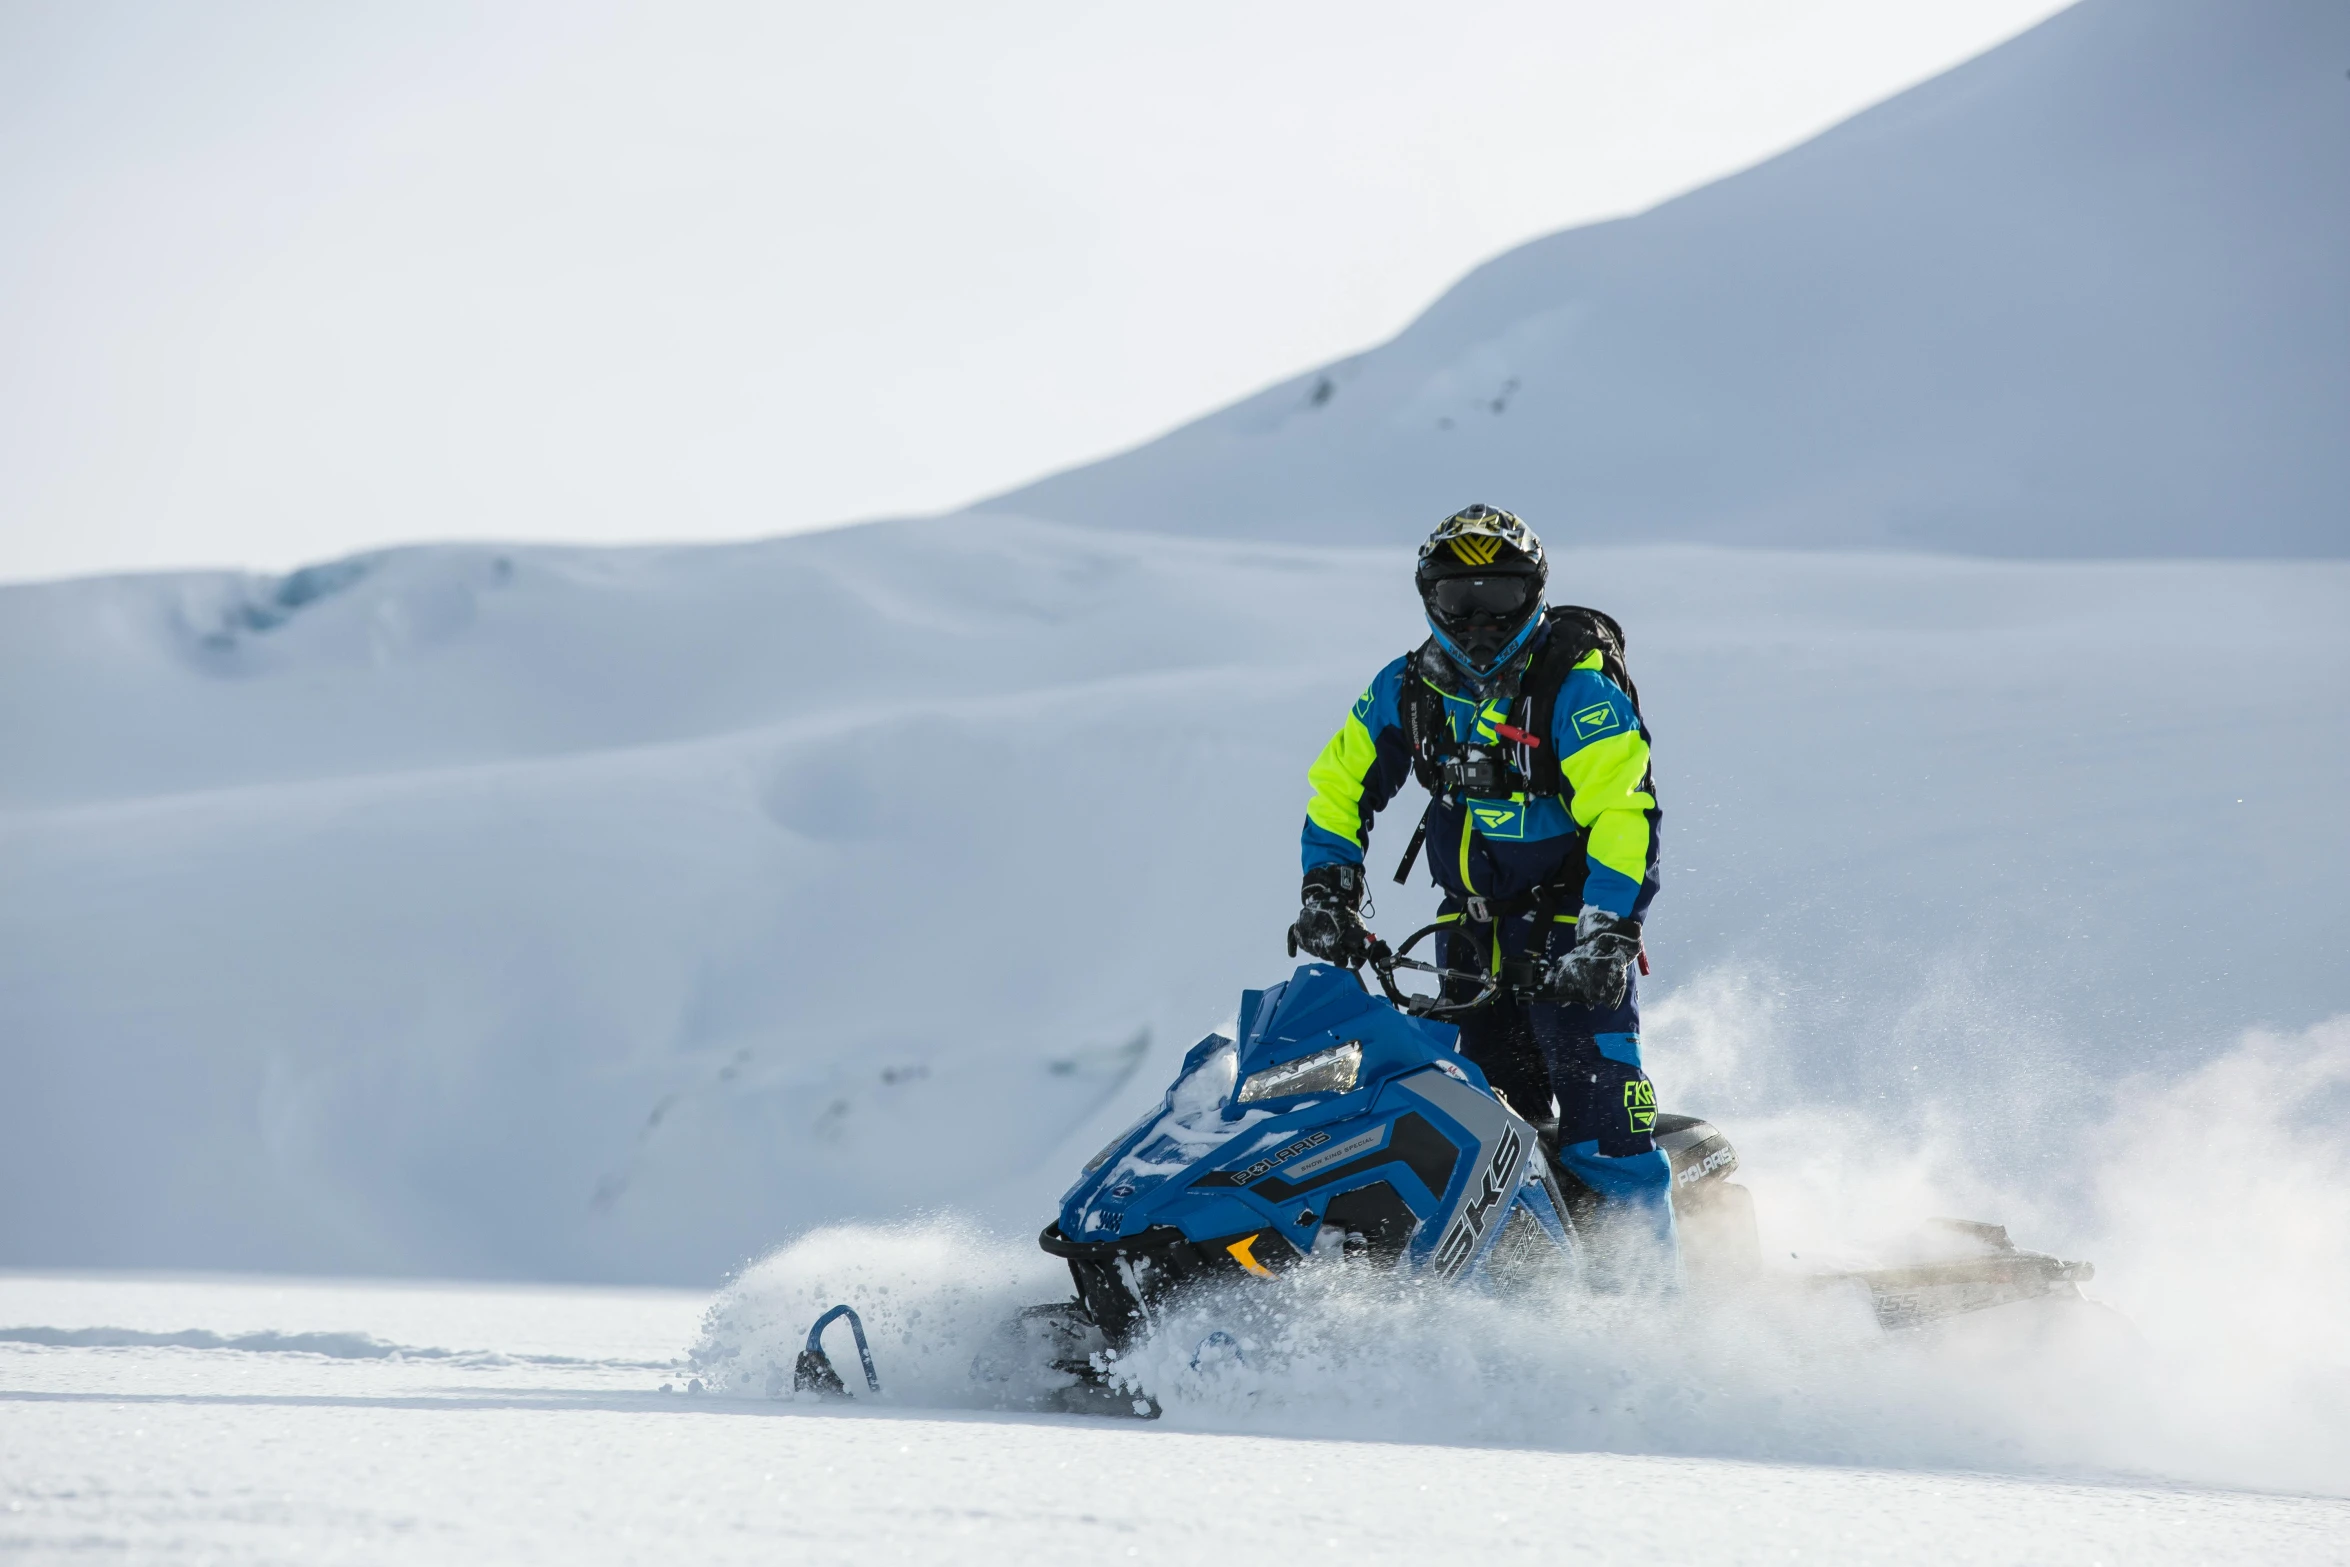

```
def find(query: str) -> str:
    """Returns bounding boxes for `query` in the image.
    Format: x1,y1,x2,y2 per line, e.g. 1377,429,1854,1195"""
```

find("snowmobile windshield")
1168,1040,1237,1116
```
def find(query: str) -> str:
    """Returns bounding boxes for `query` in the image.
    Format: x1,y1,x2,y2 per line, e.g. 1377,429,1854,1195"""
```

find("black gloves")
1287,863,1370,967
1541,906,1643,1010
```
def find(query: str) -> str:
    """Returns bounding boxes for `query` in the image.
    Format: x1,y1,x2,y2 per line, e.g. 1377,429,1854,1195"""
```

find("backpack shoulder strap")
1399,641,1452,790
1391,643,1448,885
1524,605,1639,795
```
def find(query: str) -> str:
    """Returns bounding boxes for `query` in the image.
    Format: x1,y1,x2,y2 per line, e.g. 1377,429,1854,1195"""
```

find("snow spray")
692,1006,2350,1497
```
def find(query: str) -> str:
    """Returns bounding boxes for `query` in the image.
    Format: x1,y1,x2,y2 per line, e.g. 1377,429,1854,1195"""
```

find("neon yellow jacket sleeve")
1553,653,1656,917
1305,713,1379,851
1301,655,1416,871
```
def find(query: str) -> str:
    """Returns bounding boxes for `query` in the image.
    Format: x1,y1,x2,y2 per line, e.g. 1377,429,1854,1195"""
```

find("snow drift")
691,1010,2350,1497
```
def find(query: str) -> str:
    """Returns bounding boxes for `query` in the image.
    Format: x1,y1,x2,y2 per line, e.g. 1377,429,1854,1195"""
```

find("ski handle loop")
1364,923,1499,1018
805,1303,881,1394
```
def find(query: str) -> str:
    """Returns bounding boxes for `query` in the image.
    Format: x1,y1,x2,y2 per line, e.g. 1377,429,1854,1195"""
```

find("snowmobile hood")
1228,962,1465,1115
1058,964,1485,1246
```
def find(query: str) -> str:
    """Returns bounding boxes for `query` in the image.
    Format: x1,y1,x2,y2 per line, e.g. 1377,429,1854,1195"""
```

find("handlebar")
1362,922,1501,1018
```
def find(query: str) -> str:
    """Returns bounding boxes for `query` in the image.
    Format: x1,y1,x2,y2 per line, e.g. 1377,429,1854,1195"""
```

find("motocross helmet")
1415,503,1548,681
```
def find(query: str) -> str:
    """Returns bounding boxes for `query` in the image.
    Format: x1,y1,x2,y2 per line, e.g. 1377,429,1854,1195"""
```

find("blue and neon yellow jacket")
1300,633,1661,922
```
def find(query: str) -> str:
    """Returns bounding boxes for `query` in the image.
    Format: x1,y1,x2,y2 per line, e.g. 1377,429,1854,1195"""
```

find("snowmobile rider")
1288,504,1676,1280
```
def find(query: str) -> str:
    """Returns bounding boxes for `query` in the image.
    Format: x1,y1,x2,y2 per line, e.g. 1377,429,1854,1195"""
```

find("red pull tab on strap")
1493,722,1541,748
1638,949,1651,977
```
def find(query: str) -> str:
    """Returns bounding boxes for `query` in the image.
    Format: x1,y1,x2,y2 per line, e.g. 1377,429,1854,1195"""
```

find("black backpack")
1519,604,1641,796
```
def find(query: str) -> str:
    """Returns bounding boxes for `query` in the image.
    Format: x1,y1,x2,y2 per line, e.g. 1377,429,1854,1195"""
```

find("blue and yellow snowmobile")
795,928,2093,1411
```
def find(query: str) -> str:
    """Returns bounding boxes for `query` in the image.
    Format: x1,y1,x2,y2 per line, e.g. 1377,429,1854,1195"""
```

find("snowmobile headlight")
1236,1041,1361,1104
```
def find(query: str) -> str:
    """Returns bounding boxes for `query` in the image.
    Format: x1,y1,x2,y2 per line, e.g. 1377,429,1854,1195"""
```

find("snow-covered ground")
6,1266,2348,1565
6,525,2344,1561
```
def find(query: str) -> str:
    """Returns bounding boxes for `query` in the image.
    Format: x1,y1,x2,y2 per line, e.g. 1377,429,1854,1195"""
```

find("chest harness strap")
1389,609,1639,945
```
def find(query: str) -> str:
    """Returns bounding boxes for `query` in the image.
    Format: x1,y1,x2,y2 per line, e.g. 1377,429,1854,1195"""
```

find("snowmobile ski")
793,1303,880,1398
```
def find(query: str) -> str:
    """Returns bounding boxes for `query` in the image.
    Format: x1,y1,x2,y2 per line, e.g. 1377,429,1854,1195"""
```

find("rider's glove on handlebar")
1541,906,1643,1010
1288,863,1370,967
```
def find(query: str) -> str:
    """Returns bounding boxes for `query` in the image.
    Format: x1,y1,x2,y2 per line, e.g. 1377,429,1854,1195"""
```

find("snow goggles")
1423,572,1541,619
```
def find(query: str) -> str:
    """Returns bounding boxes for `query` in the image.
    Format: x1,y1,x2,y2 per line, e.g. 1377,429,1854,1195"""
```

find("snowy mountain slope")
0,522,1355,807
2,517,2344,1284
979,0,2350,557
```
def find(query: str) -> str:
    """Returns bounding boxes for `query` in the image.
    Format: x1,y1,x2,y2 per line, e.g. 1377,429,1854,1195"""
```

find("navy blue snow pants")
1438,909,1679,1281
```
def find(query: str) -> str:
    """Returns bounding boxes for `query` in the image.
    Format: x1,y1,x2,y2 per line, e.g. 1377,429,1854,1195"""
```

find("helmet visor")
1425,573,1540,620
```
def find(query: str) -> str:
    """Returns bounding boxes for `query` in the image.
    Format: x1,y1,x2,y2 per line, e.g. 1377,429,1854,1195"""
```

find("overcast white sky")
0,1,2072,582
